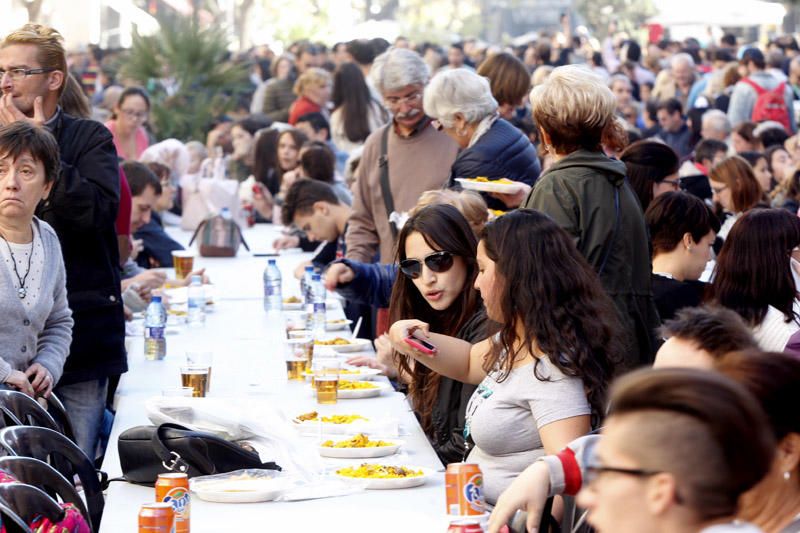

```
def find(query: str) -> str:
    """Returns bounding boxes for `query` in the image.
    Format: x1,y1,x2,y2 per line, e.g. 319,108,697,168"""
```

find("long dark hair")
252,129,280,194
390,204,482,433
332,62,384,144
481,209,619,417
620,140,679,211
711,208,800,326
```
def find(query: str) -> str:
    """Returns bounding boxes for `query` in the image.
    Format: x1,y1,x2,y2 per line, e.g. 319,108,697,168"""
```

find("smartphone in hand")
404,335,437,355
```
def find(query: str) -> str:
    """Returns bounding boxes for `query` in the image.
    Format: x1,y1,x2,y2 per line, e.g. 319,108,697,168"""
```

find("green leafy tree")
119,15,249,142
574,0,656,38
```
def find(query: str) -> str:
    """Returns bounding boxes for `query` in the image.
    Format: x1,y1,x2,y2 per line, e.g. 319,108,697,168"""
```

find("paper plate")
329,338,372,353
326,319,353,331
336,382,389,399
334,466,433,489
304,367,381,382
318,438,403,458
456,178,524,194
282,300,304,311
191,477,290,503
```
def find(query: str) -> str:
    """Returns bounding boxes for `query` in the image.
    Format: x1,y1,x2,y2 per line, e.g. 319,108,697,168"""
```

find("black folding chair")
0,427,103,532
0,498,31,533
0,457,91,532
42,393,76,444
0,482,64,525
0,391,60,434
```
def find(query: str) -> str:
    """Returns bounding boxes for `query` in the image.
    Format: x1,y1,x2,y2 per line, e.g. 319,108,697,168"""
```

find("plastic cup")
313,359,340,405
180,365,209,397
172,250,195,279
186,351,213,391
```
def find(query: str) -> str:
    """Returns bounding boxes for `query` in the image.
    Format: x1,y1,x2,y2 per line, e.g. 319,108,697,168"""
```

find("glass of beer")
172,250,195,280
313,359,340,405
186,351,213,391
180,365,210,397
286,335,314,372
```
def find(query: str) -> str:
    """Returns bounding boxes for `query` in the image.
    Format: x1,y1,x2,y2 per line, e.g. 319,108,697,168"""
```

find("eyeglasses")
711,184,729,195
662,178,681,190
399,251,455,279
384,91,422,108
584,465,663,486
0,67,57,81
121,109,148,120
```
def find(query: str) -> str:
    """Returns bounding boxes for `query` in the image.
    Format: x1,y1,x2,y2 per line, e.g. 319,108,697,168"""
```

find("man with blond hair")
0,24,125,459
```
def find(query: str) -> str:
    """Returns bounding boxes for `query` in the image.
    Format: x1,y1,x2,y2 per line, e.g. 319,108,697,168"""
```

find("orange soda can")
445,463,485,516
138,502,174,532
156,473,190,533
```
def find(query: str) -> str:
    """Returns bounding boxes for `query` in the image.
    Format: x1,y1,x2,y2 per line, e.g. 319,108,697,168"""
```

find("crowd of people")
3,15,800,533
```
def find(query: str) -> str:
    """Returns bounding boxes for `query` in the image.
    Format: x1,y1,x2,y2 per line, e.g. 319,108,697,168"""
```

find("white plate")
292,415,371,435
329,338,372,353
191,477,290,503
336,382,390,399
318,438,403,458
304,367,381,382
334,466,433,489
456,178,524,194
326,319,353,331
282,300,304,311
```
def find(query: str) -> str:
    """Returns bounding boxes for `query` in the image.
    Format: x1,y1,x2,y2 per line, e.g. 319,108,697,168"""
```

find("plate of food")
292,411,370,434
318,433,403,458
304,367,381,382
314,337,372,353
456,177,525,194
336,381,390,399
334,463,433,489
282,296,304,311
190,471,291,503
326,318,353,331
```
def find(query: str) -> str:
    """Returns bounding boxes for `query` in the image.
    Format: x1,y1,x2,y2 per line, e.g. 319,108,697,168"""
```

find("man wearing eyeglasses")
0,24,125,461
345,47,459,265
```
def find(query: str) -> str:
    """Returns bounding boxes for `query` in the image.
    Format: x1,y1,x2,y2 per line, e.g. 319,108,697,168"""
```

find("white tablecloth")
99,225,449,532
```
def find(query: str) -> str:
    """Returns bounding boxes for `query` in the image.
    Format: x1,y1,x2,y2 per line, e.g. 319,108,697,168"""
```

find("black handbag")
117,423,281,485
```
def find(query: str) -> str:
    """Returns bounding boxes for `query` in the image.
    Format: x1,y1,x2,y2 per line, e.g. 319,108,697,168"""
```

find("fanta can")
445,462,485,516
138,502,174,532
156,473,190,533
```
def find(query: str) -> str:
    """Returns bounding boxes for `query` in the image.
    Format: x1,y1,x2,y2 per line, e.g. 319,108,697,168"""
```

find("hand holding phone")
404,335,437,355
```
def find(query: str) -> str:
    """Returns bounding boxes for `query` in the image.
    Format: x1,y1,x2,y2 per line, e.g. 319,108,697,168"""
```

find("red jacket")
288,96,321,125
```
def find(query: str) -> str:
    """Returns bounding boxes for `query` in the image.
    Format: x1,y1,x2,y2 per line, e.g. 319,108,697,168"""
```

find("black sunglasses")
399,251,455,279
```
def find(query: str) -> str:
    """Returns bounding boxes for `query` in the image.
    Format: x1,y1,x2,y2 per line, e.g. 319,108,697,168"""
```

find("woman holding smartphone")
389,209,619,503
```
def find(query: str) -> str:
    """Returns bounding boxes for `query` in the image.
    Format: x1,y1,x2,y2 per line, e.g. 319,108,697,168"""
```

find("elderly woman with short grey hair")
423,68,540,210
0,122,72,399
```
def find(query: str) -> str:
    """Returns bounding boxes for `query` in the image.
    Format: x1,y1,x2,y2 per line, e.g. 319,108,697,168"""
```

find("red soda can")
156,472,190,533
138,502,174,532
447,518,484,532
445,462,485,516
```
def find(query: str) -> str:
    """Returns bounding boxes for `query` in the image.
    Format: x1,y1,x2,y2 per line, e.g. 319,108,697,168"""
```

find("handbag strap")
597,185,620,277
187,219,207,247
377,125,398,240
150,423,208,474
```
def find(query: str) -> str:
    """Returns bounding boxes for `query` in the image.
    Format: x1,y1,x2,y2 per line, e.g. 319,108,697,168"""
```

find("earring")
785,471,791,481
686,246,692,252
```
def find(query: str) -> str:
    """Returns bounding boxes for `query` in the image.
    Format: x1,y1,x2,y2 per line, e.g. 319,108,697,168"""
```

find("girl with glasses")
105,86,151,161
709,155,766,244
389,209,619,503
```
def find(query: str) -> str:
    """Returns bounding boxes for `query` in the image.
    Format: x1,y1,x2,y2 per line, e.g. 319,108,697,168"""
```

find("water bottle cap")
312,274,321,281
191,275,202,284
151,295,162,303
305,266,314,272
221,207,230,214
268,259,277,265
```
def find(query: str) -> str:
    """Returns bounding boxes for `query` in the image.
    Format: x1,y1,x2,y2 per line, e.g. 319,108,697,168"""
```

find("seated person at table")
0,122,73,398
644,191,719,322
385,204,488,465
389,209,619,503
132,161,184,269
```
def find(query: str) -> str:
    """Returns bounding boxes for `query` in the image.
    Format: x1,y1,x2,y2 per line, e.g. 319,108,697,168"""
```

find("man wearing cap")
728,47,796,132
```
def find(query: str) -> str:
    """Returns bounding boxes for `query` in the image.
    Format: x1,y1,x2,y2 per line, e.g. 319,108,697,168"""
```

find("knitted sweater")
0,217,73,384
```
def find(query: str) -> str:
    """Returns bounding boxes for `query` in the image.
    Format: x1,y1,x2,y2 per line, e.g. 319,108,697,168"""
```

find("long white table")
99,225,449,532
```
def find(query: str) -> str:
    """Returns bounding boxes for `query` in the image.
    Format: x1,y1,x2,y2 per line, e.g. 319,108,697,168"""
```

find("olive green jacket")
523,149,661,371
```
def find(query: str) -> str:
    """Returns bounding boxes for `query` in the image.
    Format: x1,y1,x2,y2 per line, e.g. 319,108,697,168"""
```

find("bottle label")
188,297,203,309
146,326,165,340
313,302,326,314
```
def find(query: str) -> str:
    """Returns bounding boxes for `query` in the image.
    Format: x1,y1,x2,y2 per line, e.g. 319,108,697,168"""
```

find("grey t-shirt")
465,356,590,504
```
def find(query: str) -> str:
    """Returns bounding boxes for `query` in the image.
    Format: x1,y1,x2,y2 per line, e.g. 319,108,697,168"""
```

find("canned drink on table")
156,472,190,533
447,519,484,533
138,502,174,532
445,463,485,516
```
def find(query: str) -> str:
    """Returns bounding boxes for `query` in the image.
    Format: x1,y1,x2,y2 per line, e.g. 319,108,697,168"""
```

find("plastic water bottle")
311,274,326,336
300,265,314,301
187,275,205,326
263,259,282,312
220,206,232,220
304,267,315,328
144,296,167,360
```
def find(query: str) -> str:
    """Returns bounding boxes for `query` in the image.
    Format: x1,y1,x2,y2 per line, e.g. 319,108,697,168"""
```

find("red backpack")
741,78,791,131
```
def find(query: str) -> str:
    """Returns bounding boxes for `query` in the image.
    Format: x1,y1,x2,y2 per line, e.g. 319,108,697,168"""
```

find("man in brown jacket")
345,48,459,263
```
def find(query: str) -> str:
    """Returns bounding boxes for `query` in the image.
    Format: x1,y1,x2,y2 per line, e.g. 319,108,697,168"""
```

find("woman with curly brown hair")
389,209,620,503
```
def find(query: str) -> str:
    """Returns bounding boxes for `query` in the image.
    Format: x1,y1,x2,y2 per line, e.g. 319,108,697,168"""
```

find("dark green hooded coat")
523,149,661,371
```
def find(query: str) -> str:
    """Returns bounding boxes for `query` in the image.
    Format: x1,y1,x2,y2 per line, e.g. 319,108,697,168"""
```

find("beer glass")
313,359,340,405
186,351,213,390
171,250,195,280
285,336,313,372
180,365,210,397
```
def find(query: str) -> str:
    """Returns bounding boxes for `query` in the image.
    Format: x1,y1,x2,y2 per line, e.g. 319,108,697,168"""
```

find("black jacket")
449,118,541,210
39,110,127,385
134,212,184,268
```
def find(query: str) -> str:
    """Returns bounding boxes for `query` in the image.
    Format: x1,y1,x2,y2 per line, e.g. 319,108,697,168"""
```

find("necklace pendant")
17,287,26,299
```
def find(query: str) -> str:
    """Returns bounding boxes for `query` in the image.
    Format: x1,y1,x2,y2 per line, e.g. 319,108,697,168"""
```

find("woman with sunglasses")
389,209,618,503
